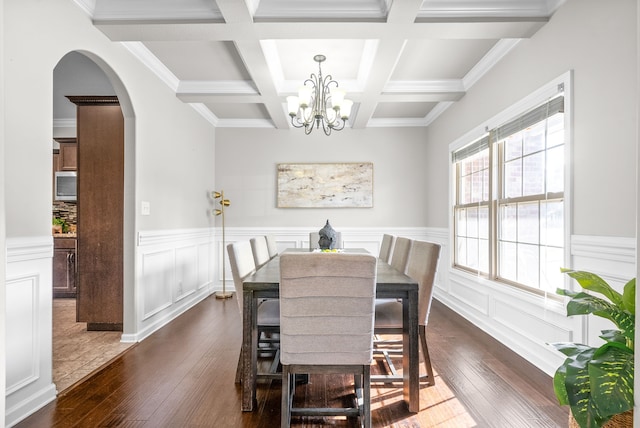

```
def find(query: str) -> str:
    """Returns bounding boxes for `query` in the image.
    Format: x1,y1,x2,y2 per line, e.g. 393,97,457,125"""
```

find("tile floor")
53,299,134,394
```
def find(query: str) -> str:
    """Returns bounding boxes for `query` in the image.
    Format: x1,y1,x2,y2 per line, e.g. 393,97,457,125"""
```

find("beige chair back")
389,237,413,273
406,240,441,325
250,236,270,269
227,241,256,315
279,252,377,366
379,234,395,263
265,234,278,259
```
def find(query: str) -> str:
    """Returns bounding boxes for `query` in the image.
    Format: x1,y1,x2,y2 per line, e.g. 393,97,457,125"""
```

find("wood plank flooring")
16,296,568,427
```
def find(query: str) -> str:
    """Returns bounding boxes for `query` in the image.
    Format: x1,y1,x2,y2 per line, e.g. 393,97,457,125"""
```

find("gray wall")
215,127,430,228
425,0,638,236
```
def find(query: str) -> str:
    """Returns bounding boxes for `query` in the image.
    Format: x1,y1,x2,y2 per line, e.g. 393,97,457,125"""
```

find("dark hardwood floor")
16,296,568,427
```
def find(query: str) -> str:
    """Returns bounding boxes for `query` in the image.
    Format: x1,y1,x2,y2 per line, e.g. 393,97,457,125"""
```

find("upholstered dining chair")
227,241,280,383
373,239,441,386
378,234,395,264
265,234,278,259
308,231,343,249
250,236,271,269
389,236,412,274
279,252,377,428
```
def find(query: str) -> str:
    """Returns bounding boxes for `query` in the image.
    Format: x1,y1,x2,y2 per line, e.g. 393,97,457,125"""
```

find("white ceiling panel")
59,0,566,130
144,41,250,81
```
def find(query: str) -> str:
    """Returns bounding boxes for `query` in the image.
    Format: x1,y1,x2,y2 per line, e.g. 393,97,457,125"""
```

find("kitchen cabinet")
53,237,76,298
54,138,77,171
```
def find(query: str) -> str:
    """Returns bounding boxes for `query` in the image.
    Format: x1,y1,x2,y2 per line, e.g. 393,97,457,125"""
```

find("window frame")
449,72,572,297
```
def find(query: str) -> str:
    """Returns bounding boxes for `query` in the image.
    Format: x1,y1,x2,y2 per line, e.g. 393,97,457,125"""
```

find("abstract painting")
277,163,373,208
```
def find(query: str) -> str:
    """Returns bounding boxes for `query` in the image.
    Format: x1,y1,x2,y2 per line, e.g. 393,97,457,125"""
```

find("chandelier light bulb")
286,96,299,116
331,88,345,109
298,86,312,108
340,99,353,119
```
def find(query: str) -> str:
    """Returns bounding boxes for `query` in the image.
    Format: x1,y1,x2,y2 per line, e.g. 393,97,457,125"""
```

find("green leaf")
550,342,593,357
553,364,569,405
563,347,605,428
600,330,628,345
589,345,634,418
561,269,624,307
622,278,636,315
565,293,634,342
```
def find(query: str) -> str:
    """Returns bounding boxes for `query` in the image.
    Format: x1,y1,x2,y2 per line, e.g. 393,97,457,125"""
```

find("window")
452,80,568,295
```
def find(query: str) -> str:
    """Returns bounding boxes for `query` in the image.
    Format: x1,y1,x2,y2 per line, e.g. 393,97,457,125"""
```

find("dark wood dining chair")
373,239,441,386
279,252,377,428
227,240,280,383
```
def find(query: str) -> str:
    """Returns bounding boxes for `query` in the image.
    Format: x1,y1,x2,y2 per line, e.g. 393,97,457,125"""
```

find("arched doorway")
52,51,135,392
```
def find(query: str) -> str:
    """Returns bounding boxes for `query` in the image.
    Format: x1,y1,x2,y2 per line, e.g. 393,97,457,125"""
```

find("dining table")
240,248,420,413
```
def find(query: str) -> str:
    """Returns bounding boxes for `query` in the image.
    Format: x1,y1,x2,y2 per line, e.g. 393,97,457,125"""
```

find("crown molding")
463,39,521,89
121,42,180,92
177,80,259,95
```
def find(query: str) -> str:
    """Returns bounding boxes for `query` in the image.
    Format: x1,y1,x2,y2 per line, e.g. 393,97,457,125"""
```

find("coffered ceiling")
70,0,566,130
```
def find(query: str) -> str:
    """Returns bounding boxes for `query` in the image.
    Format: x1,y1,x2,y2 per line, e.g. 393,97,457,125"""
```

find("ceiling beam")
94,19,547,43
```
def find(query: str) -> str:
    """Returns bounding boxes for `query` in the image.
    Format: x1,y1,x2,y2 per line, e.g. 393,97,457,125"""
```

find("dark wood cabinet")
54,138,77,171
67,95,124,331
53,238,76,298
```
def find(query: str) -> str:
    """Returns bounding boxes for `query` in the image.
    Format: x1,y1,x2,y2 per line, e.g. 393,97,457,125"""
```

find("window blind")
451,135,489,163
452,95,564,163
492,95,564,141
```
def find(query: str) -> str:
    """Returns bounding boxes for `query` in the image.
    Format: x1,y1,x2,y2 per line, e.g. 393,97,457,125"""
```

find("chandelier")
286,54,353,136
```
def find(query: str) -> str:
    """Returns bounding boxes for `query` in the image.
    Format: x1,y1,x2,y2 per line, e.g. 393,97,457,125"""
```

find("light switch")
141,201,150,216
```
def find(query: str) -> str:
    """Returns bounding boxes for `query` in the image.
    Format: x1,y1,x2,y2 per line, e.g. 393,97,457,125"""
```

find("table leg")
403,289,420,412
242,291,258,411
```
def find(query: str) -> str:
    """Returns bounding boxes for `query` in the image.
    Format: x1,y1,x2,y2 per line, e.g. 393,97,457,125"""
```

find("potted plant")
52,217,69,234
550,268,635,428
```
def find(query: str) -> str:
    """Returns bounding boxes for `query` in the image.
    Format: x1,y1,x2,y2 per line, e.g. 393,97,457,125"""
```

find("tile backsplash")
53,201,77,227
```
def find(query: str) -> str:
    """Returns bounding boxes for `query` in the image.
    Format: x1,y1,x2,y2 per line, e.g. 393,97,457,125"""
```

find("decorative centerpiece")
318,220,337,250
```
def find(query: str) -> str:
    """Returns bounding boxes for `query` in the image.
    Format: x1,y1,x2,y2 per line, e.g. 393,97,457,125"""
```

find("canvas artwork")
277,163,373,208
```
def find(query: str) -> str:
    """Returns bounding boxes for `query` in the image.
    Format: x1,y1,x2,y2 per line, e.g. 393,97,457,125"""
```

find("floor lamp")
213,190,233,299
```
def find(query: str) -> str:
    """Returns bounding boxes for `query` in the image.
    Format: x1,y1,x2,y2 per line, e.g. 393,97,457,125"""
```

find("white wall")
1,0,7,423
3,0,217,425
215,127,430,228
214,0,639,383
426,0,638,236
423,0,638,377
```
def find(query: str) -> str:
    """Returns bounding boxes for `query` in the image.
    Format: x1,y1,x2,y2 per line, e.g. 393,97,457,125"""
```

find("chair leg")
235,346,243,384
363,365,371,428
419,325,435,386
281,365,292,428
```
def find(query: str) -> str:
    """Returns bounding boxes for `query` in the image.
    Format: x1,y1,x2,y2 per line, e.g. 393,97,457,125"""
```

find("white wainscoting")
5,236,57,428
6,228,634,426
5,229,215,427
133,228,215,342
434,233,636,377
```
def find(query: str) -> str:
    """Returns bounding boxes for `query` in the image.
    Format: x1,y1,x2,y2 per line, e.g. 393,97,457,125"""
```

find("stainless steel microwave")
55,171,77,201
